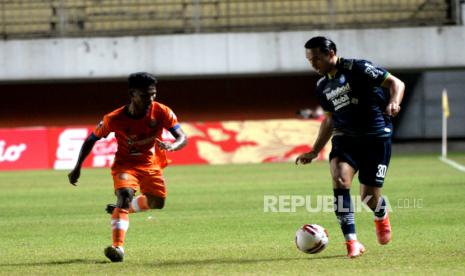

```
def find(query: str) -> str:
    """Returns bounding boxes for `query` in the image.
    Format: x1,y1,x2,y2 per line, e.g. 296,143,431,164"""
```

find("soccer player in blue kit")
296,36,405,258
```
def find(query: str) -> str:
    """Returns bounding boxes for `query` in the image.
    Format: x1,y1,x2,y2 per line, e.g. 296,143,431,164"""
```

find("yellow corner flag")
442,89,450,118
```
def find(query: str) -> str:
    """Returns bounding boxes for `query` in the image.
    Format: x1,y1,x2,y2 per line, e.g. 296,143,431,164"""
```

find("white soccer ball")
295,224,329,254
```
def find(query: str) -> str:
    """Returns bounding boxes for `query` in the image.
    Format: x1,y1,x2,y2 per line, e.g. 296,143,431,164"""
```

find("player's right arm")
68,118,109,186
68,133,100,186
295,113,333,165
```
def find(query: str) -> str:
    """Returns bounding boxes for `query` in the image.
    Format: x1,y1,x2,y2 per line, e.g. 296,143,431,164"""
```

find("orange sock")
111,208,129,247
128,195,150,213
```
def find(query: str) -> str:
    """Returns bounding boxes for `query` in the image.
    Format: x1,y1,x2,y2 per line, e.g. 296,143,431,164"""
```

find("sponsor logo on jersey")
333,95,351,111
324,83,352,111
325,83,351,101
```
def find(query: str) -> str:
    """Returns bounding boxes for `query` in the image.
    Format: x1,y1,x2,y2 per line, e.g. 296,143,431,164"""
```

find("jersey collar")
124,104,151,119
326,57,342,80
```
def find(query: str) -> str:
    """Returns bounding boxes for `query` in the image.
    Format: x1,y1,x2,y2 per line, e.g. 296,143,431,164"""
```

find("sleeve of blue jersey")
353,59,388,86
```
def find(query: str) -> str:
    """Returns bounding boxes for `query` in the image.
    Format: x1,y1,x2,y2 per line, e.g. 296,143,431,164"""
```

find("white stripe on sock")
345,233,357,241
111,219,129,231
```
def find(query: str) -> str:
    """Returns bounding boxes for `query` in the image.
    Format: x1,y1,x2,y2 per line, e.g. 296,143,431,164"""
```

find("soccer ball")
295,224,329,254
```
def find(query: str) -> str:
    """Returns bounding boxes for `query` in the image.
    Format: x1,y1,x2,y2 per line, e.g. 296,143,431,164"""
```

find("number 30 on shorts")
376,164,387,178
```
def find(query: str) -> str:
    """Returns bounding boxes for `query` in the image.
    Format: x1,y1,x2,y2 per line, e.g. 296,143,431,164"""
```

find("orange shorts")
111,167,167,198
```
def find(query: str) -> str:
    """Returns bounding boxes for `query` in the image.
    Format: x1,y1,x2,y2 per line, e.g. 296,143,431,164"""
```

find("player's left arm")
156,125,188,152
381,74,405,117
156,105,188,151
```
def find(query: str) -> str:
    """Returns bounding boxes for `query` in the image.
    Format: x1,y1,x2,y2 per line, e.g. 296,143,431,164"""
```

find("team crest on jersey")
118,173,129,180
339,74,346,84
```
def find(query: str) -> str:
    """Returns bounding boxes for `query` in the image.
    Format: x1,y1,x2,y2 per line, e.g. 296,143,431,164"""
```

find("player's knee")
332,176,351,189
117,188,134,199
116,188,134,209
147,196,165,209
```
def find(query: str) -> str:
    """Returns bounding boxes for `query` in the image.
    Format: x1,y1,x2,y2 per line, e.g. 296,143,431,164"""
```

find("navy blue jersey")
315,58,392,137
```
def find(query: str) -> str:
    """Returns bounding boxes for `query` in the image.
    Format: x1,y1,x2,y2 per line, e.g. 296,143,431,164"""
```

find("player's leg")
106,194,150,214
104,171,138,262
105,170,165,214
331,157,356,241
146,194,165,209
360,184,391,245
359,137,392,245
106,180,150,214
329,136,365,258
331,157,365,258
109,193,163,214
360,185,386,218
140,169,167,211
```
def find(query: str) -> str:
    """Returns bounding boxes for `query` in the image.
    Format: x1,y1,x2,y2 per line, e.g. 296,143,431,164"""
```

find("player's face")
306,48,333,75
132,85,157,109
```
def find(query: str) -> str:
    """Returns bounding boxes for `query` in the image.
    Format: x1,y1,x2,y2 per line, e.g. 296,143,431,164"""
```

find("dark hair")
304,36,337,54
128,72,157,90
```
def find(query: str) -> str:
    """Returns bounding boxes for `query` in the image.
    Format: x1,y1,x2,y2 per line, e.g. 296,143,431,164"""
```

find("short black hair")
128,72,157,90
304,36,337,54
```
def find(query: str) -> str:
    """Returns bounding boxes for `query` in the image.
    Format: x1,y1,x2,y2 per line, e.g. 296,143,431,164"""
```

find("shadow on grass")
0,255,346,267
0,259,108,267
151,254,346,267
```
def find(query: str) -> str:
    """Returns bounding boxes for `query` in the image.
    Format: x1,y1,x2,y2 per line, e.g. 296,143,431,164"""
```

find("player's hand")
295,151,319,165
385,102,401,117
68,168,81,186
156,138,175,151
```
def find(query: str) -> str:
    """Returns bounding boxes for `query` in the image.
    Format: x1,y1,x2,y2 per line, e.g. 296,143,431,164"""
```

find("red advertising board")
0,127,49,170
49,127,119,170
0,119,328,171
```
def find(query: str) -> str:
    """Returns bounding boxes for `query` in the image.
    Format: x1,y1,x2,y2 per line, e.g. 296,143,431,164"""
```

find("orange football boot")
375,212,392,245
346,240,365,258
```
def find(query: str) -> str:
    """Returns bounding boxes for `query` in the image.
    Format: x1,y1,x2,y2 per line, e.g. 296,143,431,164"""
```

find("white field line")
439,157,465,172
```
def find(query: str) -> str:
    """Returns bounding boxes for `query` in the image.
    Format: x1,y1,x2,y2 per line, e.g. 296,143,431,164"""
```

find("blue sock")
374,197,387,219
334,189,356,241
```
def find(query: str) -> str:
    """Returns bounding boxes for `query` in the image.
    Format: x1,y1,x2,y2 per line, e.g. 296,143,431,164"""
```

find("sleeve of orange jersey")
159,104,179,130
156,104,180,169
93,116,112,139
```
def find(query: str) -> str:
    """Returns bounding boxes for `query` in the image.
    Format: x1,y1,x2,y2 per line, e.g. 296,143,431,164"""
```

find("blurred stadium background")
0,0,464,168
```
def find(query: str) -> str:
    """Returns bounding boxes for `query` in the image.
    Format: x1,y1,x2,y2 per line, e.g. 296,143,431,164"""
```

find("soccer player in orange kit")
68,72,187,262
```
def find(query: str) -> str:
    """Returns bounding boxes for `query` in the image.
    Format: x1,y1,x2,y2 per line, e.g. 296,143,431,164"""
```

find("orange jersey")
94,101,178,170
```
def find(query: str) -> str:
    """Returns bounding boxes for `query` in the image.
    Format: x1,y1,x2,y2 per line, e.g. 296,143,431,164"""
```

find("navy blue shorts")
329,135,392,187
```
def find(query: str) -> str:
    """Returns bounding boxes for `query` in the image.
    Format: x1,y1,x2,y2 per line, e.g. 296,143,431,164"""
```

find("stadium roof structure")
0,0,461,40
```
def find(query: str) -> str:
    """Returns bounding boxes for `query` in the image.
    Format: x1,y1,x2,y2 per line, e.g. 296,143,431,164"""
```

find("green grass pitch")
0,153,464,275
